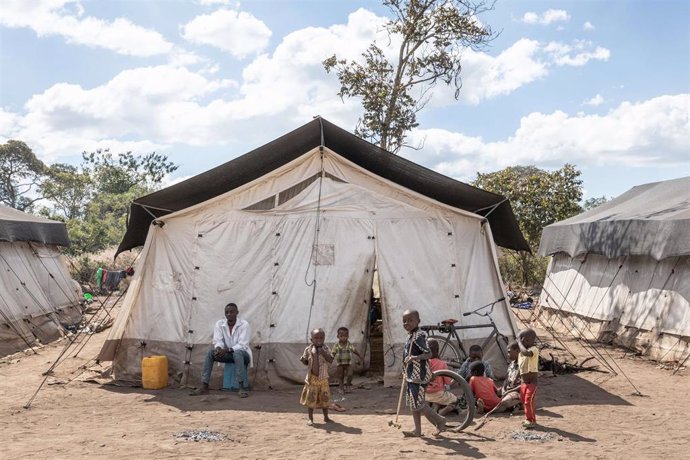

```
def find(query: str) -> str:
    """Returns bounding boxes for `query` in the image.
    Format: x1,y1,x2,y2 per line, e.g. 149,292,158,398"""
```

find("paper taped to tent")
100,118,528,388
0,204,82,357
539,176,690,362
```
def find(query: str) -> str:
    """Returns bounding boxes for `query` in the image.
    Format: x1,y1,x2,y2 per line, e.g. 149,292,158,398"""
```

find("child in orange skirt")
300,328,334,425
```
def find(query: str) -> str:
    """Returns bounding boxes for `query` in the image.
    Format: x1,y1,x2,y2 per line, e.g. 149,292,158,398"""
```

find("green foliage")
0,140,47,210
324,0,494,153
473,164,584,286
41,163,91,219
41,149,178,255
583,195,609,211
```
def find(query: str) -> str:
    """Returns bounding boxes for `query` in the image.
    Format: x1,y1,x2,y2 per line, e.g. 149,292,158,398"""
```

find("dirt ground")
2,308,689,459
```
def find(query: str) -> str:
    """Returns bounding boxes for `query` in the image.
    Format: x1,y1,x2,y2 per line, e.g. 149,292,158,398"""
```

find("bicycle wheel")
430,369,476,432
428,335,461,366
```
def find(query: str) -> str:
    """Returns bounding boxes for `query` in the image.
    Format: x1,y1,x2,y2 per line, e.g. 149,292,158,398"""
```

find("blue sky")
0,0,688,200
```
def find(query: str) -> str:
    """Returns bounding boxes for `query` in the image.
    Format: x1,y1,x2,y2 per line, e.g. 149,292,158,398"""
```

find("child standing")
468,361,502,414
300,328,335,425
401,309,447,437
517,328,539,428
426,339,458,416
332,327,364,394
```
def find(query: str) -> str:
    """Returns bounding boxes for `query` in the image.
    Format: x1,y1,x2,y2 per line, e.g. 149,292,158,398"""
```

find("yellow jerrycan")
141,355,168,389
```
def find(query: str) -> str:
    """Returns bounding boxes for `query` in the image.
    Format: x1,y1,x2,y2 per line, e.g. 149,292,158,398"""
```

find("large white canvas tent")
0,204,82,357
539,176,690,362
100,118,529,387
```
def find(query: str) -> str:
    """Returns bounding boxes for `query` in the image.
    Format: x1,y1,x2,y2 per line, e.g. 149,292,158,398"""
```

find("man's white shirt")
212,318,253,367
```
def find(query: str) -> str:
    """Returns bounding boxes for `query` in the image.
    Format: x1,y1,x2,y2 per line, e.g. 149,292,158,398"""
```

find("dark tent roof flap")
539,176,690,260
117,118,529,256
0,204,70,246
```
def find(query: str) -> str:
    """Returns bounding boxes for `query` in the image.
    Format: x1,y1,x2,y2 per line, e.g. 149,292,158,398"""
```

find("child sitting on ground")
468,361,502,414
426,339,459,416
500,341,522,406
332,326,364,394
517,328,539,429
300,328,335,426
458,344,495,381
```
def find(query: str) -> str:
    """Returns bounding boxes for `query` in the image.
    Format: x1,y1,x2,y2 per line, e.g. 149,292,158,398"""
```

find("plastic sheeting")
102,148,517,386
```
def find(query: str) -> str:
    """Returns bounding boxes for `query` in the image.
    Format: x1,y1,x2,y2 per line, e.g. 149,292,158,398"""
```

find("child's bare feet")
402,430,422,438
324,417,333,423
476,399,485,415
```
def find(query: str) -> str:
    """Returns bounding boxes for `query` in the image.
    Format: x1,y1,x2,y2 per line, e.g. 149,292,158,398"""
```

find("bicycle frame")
421,298,510,364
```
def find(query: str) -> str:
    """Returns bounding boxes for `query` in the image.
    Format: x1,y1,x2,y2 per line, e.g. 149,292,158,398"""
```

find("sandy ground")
2,307,689,459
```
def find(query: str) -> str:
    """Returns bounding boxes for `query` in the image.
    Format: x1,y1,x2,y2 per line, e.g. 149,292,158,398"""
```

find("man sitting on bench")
191,302,252,397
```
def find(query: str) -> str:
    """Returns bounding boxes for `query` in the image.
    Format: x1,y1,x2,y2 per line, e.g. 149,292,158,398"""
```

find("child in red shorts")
517,328,539,429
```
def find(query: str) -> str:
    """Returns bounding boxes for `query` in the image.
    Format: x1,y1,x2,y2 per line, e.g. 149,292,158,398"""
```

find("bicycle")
420,297,510,368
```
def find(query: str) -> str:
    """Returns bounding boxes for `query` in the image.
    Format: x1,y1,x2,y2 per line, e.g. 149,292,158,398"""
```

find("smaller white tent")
538,177,690,361
0,204,82,357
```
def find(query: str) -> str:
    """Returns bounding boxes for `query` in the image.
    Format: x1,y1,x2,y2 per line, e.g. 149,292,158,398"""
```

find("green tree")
0,140,47,210
43,149,178,254
41,163,92,220
583,195,609,211
473,164,584,286
324,0,494,153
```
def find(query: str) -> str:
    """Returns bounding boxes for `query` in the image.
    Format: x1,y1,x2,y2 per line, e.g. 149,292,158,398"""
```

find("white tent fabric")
539,177,690,361
102,147,517,387
0,241,82,357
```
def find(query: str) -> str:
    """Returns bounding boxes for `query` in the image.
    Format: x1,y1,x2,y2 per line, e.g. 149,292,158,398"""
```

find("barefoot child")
517,328,539,428
332,327,363,394
426,339,458,416
468,361,502,414
401,309,447,437
300,328,335,425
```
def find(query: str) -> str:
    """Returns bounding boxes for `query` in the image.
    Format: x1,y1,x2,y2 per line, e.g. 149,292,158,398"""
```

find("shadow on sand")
98,371,632,416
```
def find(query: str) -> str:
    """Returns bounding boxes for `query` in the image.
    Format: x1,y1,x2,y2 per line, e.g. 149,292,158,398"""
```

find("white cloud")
430,39,610,106
407,94,690,179
181,9,272,59
522,9,570,25
450,39,549,105
196,0,237,5
583,21,595,31
0,7,618,162
544,40,610,66
583,94,604,106
0,0,173,57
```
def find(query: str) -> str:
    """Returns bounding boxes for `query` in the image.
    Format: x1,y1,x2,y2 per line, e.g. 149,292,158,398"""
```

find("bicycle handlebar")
462,297,505,316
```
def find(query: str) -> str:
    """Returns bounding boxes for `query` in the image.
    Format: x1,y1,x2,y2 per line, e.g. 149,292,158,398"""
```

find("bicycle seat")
440,318,458,325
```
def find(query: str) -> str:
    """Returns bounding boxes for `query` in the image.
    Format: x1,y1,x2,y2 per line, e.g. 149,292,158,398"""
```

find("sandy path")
1,314,689,459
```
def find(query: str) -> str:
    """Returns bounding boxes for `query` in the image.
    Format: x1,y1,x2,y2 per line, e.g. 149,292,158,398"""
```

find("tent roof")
117,118,529,255
0,204,70,246
539,176,690,259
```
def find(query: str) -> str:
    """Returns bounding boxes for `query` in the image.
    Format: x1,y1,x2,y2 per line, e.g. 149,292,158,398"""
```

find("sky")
0,0,688,201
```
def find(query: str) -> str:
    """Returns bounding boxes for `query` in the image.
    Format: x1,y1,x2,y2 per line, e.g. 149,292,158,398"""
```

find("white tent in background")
0,204,82,357
100,119,529,388
539,176,690,362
